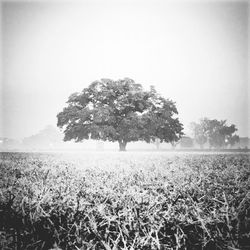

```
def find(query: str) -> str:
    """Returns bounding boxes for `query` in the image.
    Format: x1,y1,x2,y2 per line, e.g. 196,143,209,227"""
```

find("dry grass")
0,152,249,249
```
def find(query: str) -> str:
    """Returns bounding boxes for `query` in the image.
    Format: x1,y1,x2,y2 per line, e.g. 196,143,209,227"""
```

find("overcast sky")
1,0,249,139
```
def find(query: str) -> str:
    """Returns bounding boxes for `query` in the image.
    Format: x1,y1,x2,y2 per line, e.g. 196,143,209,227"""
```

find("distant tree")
57,78,184,151
180,136,194,148
22,125,63,149
191,118,239,149
202,119,233,148
190,121,207,148
226,134,240,148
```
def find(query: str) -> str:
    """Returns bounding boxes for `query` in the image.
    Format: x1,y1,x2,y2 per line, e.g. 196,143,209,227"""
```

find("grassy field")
0,152,249,250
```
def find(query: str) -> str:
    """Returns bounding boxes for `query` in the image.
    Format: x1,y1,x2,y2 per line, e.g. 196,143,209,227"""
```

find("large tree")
57,78,183,151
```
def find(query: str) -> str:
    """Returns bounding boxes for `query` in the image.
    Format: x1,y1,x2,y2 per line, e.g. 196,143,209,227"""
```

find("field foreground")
0,152,249,250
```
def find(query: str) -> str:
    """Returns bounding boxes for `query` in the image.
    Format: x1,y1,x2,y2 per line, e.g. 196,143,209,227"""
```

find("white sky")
1,0,249,139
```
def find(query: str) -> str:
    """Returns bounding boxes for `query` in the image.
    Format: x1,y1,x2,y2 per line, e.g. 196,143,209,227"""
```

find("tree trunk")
119,140,127,151
171,142,177,150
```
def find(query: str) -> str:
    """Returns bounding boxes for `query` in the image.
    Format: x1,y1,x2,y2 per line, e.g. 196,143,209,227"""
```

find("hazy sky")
1,0,249,139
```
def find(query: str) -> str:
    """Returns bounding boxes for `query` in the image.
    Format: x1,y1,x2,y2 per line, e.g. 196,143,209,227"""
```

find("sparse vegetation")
0,152,249,249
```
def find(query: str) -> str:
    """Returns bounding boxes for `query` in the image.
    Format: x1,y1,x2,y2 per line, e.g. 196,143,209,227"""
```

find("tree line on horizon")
57,78,240,151
190,118,239,149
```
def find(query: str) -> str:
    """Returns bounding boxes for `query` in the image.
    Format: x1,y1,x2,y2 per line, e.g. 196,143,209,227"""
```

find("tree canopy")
57,78,183,150
191,118,239,149
190,120,208,149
